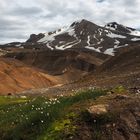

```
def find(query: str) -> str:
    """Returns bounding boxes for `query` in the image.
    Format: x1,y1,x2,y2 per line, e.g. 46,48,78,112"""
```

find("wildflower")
57,100,60,103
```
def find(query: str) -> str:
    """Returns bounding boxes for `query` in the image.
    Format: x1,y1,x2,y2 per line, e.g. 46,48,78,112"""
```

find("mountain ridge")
1,19,140,56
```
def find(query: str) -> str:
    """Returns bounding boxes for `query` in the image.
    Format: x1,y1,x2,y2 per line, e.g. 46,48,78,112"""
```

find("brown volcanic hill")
74,44,140,89
0,58,57,95
98,44,140,74
40,44,140,95
5,49,107,75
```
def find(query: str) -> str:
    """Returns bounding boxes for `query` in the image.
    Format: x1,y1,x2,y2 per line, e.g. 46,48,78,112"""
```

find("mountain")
24,19,140,56
2,19,140,56
27,20,140,55
0,19,140,93
99,44,140,74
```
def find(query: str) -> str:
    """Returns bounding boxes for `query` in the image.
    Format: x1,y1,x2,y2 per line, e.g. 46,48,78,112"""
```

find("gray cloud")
11,6,43,17
0,0,140,44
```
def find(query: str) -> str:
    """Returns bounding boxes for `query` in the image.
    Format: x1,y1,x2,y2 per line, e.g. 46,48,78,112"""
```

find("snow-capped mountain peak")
4,19,140,56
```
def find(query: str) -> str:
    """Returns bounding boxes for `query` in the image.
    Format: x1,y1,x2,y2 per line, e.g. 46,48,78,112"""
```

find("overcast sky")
0,0,140,44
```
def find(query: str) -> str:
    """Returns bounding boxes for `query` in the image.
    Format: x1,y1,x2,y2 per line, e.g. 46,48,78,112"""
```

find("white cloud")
0,0,140,44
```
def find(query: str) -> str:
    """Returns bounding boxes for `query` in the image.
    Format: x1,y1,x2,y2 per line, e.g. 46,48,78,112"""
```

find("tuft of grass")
42,118,76,140
112,85,127,93
81,110,118,140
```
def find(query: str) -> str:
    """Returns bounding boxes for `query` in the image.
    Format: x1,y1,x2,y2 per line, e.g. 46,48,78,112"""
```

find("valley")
0,19,140,140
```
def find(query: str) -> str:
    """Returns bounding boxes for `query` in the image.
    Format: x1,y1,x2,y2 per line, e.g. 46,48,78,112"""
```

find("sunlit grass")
0,96,28,105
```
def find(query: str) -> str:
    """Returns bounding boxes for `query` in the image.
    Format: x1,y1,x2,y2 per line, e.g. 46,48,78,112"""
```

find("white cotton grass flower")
57,100,60,103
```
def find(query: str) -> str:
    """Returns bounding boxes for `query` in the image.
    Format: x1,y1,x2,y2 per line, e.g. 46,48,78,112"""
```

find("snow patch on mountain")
15,44,21,47
38,26,76,43
68,29,75,36
98,28,103,36
85,46,101,53
55,40,81,50
104,48,114,56
129,30,140,36
38,33,55,43
131,38,140,41
114,40,120,48
104,40,128,56
47,43,54,50
118,44,128,48
97,38,104,45
107,32,126,39
87,36,90,46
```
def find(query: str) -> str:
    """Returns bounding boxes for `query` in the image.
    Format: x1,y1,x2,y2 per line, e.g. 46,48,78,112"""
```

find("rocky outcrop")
26,33,45,43
87,95,140,140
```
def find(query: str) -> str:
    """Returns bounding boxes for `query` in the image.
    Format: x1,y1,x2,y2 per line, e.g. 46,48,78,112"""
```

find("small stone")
113,123,116,127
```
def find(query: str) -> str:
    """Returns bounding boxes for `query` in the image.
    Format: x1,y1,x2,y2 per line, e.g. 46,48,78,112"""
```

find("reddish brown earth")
0,58,58,95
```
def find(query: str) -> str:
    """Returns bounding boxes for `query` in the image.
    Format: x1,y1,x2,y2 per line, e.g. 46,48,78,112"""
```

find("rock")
129,87,140,94
114,94,130,100
88,104,109,115
112,131,126,140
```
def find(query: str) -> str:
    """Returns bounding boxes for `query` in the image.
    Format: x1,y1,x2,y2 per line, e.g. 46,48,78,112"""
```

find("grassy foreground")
0,89,106,140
